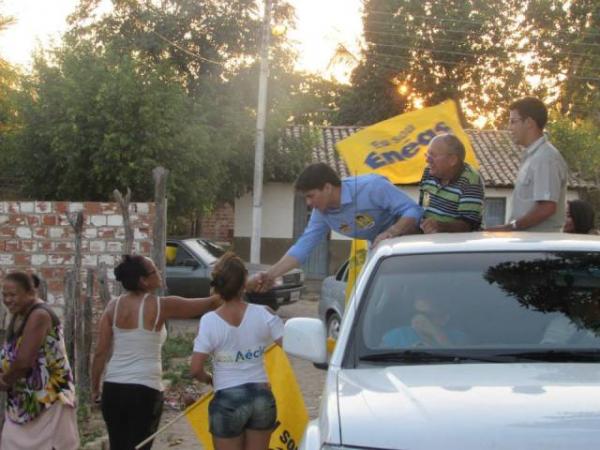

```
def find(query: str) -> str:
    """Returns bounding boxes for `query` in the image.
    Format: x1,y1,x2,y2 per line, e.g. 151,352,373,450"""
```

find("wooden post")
66,212,84,387
0,291,6,428
77,268,94,408
63,270,76,362
38,277,48,302
152,167,169,297
113,188,134,256
97,262,112,306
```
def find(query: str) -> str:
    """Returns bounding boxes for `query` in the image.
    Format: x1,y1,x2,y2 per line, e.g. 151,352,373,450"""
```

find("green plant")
162,333,195,370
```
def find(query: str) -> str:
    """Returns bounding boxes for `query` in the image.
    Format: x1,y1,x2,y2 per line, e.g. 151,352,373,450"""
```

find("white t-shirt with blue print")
193,304,284,391
288,174,423,264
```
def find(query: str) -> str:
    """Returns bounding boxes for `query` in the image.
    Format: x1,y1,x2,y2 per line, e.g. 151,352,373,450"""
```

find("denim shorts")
209,383,277,438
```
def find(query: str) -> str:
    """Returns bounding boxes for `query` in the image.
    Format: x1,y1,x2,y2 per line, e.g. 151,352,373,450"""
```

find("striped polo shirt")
419,163,484,230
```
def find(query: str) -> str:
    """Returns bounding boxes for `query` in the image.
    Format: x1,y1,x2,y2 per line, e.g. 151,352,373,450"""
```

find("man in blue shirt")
254,163,423,291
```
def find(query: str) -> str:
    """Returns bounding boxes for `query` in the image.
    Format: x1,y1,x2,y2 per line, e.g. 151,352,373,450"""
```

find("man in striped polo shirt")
419,134,485,233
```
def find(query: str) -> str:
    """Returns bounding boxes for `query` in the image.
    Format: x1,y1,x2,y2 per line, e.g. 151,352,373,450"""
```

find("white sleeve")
193,314,215,354
264,307,284,341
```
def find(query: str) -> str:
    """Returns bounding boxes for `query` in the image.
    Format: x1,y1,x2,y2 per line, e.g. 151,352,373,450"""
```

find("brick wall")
200,203,234,243
0,201,155,307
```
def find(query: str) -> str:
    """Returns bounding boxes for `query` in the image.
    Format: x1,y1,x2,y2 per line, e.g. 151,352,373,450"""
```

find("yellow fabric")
165,246,177,265
345,239,368,304
336,100,479,184
185,345,308,450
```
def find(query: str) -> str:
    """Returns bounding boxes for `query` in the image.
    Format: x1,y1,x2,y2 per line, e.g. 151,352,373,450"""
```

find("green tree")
524,1,600,122
13,43,221,217
61,0,337,208
336,0,529,127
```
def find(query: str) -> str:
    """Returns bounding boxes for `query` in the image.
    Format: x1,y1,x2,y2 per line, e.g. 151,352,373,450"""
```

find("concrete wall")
235,183,296,238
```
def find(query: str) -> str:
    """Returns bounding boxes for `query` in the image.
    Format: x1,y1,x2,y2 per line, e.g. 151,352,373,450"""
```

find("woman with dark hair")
0,271,79,449
564,200,596,234
191,252,283,450
91,255,222,450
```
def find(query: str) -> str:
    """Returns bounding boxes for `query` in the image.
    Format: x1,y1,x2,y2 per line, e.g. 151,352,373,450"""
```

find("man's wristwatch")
509,219,518,230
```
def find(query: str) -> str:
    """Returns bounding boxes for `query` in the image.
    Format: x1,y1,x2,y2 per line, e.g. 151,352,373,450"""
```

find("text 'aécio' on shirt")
193,303,284,391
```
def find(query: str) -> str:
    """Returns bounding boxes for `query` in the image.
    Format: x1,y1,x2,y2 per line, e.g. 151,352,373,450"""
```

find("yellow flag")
185,345,309,450
336,100,478,184
345,239,368,304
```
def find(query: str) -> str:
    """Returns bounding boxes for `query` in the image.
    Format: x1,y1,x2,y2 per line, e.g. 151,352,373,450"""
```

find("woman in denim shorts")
191,252,284,450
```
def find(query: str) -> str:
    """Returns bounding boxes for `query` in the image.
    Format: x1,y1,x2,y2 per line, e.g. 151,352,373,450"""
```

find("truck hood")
336,363,600,449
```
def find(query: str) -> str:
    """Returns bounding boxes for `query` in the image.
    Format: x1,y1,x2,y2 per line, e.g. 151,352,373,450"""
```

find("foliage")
523,1,600,122
161,333,195,370
0,11,20,171
336,0,529,127
1,0,339,222
11,43,221,217
547,116,600,187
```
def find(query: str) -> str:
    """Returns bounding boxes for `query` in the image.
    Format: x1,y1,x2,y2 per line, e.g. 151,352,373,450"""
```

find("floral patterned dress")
0,304,76,424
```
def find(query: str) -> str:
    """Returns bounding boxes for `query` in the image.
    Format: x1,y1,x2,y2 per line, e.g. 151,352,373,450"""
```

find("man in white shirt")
487,97,568,232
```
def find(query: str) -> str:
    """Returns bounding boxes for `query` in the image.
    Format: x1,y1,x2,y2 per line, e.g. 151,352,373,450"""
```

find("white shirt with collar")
510,135,568,232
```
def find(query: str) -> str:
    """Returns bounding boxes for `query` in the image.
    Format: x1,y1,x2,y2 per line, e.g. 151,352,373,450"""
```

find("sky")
0,0,363,83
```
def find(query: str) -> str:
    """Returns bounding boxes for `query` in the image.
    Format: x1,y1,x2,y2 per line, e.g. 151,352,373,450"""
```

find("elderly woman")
92,255,222,450
0,271,79,449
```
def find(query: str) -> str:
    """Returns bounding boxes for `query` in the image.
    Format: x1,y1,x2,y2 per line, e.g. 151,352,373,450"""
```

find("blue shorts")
209,383,277,438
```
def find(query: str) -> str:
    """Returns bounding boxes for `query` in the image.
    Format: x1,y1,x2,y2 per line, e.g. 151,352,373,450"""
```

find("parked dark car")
165,238,304,310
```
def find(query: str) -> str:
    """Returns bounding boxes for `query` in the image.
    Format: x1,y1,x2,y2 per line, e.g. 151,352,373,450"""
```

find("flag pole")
134,395,209,449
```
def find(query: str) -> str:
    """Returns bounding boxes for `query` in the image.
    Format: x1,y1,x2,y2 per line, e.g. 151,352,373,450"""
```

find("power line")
364,27,600,52
151,30,226,66
368,52,600,82
365,38,600,66
364,9,600,39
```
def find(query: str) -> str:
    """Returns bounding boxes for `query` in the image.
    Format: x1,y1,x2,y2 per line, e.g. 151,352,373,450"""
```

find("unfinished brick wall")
0,201,155,307
199,203,234,243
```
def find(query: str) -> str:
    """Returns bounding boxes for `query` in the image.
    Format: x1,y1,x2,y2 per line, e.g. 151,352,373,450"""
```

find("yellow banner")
345,239,368,304
336,100,478,184
185,345,308,450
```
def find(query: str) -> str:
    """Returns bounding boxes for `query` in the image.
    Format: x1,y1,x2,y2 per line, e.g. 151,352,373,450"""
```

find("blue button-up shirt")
287,174,423,263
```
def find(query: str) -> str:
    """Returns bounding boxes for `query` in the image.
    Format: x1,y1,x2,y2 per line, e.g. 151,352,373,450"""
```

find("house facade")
233,126,591,278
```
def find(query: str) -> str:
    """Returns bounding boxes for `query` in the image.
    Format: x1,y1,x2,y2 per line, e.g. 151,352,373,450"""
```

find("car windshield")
352,251,600,365
184,239,225,265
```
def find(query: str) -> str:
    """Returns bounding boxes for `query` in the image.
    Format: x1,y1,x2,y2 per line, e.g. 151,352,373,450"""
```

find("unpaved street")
153,284,327,449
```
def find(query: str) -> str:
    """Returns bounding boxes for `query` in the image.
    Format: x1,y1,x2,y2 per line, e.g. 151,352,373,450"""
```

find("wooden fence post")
66,212,85,397
113,188,133,256
63,270,76,363
97,262,112,306
78,268,94,407
38,277,48,302
152,167,169,297
0,294,6,428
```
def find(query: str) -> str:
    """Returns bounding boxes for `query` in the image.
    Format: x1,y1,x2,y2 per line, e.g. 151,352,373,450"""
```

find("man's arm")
373,216,419,247
250,205,330,293
420,217,472,234
486,201,556,231
252,254,301,292
371,177,423,246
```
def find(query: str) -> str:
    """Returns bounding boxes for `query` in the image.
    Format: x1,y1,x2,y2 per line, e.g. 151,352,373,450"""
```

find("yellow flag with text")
336,100,478,184
185,345,308,450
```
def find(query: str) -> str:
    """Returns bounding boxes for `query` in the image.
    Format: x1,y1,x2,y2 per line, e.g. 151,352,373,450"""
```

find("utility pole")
250,0,272,263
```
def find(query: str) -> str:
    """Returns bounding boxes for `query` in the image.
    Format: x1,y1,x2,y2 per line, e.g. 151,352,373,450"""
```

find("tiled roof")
284,125,592,189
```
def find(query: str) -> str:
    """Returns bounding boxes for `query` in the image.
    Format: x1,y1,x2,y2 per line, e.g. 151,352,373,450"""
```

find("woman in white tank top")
91,255,222,450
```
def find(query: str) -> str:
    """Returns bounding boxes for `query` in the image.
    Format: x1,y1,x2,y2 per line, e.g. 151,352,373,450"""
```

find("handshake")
246,272,275,293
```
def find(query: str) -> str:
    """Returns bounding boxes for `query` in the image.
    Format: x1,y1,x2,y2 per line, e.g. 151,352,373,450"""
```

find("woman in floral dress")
0,271,79,449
